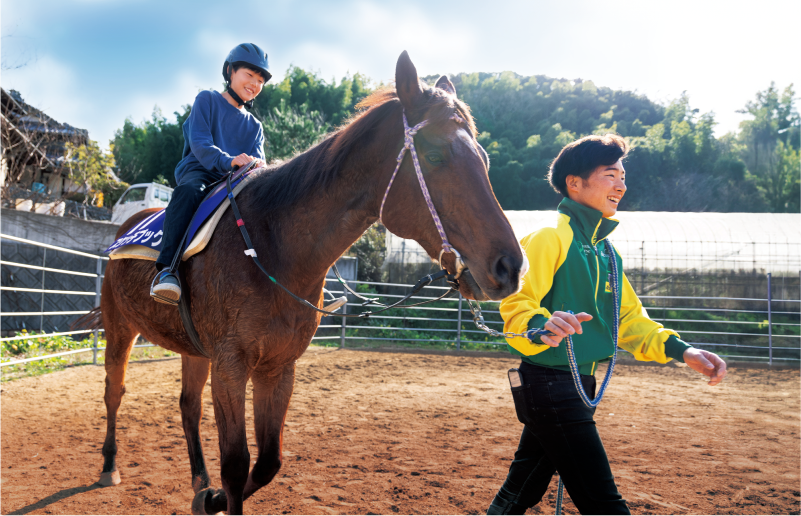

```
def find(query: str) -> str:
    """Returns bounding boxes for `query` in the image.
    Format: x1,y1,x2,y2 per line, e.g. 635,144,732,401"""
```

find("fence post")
340,300,347,349
767,272,772,366
93,258,102,365
456,293,463,350
39,249,47,332
640,241,645,293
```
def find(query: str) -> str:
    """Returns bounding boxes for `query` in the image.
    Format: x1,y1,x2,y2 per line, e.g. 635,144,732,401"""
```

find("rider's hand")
231,154,256,169
541,311,593,347
683,348,727,386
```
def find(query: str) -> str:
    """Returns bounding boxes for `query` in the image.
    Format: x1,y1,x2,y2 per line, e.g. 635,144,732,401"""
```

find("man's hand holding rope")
539,311,594,347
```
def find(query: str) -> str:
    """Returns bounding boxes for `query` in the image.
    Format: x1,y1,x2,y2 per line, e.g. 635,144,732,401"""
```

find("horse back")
115,208,164,239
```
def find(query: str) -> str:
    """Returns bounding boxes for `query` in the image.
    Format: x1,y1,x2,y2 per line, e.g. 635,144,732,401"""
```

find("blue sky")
2,0,798,151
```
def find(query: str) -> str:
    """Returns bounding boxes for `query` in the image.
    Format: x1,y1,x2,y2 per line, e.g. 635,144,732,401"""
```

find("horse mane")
247,82,477,216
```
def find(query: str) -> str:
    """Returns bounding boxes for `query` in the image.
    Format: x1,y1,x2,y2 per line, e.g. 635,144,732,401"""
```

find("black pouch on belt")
508,368,533,426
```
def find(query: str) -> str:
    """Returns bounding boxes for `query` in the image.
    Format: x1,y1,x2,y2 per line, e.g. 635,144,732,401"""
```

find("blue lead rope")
564,239,620,408
555,239,620,516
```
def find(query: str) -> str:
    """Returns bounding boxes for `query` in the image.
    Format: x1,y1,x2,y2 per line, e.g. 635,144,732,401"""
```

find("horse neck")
242,115,399,292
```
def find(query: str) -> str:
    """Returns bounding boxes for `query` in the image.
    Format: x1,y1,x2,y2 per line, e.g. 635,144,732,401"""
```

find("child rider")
151,43,271,304
487,134,728,514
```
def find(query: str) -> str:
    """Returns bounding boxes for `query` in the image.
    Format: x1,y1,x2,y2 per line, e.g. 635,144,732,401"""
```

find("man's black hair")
547,134,629,197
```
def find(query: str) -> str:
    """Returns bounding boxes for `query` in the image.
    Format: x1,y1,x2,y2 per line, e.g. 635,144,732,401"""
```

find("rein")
225,109,468,319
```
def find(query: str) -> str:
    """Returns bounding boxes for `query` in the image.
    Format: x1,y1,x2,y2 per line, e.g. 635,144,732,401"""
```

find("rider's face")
229,66,265,104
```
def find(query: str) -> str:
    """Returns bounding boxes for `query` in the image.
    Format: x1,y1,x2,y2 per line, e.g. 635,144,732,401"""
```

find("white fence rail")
2,233,112,366
320,276,800,365
2,234,799,369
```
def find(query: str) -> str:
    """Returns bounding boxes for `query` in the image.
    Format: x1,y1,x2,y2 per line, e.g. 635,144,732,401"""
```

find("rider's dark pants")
155,168,221,271
487,362,630,515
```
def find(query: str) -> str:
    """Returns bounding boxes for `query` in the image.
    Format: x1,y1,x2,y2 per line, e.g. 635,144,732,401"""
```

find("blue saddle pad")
104,171,253,255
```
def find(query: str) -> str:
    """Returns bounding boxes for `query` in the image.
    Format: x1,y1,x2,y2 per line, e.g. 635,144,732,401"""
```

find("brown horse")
85,51,525,514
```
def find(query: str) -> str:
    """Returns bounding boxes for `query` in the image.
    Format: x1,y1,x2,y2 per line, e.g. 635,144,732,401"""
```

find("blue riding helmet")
222,43,272,84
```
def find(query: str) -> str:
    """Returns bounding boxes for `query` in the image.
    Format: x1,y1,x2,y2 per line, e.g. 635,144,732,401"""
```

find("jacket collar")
557,197,619,245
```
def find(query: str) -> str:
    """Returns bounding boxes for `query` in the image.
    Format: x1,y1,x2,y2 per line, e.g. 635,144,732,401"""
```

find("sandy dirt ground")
2,347,799,515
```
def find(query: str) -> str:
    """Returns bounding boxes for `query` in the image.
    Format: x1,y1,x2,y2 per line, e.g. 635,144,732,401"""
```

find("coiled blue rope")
556,239,620,515
564,239,620,408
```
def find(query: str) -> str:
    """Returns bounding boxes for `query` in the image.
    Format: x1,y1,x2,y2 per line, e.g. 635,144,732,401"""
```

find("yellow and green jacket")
501,198,692,374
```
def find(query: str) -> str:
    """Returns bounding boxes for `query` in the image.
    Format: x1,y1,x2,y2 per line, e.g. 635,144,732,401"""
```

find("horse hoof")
191,487,224,515
98,470,121,486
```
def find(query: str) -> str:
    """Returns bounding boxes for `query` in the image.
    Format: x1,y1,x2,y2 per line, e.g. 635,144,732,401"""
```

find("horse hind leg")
180,355,213,493
98,306,138,486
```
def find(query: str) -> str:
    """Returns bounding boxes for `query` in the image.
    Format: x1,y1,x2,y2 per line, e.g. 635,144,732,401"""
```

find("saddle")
104,168,260,261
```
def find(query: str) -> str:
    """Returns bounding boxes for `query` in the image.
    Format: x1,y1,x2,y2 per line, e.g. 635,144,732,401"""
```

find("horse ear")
396,51,424,110
435,75,456,95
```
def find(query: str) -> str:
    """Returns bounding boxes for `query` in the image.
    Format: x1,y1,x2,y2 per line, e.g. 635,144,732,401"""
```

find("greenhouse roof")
385,211,801,273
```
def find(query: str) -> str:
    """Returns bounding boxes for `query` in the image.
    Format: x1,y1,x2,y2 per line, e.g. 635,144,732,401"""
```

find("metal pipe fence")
3,233,799,369
320,276,800,365
1,233,121,368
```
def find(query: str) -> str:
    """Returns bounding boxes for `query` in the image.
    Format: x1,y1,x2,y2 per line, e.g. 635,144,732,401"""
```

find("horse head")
379,51,527,301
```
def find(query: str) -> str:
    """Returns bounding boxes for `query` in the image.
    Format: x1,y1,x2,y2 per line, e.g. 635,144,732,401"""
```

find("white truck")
111,183,174,224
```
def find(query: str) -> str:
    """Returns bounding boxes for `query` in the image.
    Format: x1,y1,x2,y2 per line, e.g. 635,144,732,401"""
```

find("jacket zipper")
591,218,603,301
593,247,601,301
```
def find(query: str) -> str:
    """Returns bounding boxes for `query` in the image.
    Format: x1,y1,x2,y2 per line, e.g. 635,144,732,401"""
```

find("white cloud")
1,54,213,151
1,55,91,132
3,0,797,149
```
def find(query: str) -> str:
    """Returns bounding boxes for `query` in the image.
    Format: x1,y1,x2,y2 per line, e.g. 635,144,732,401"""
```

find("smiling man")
487,134,728,515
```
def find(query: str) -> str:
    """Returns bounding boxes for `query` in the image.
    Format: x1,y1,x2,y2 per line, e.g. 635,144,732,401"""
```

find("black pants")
487,362,629,515
156,168,221,271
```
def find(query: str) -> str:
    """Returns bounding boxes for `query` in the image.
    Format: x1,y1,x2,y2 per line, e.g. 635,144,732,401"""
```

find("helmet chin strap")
226,83,253,109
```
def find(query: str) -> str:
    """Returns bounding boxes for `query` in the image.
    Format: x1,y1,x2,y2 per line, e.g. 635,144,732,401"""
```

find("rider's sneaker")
152,271,181,305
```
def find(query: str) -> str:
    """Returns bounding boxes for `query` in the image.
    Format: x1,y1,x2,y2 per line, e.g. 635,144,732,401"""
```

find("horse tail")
71,306,103,332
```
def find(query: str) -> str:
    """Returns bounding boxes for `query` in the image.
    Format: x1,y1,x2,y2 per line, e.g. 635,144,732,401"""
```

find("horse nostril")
493,255,514,285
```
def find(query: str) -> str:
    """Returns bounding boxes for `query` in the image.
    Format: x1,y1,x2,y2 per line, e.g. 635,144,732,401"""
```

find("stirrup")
150,271,181,306
323,296,348,312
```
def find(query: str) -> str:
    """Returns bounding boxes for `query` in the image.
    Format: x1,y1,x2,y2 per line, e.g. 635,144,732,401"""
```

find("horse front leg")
243,362,295,500
180,355,213,493
194,356,251,515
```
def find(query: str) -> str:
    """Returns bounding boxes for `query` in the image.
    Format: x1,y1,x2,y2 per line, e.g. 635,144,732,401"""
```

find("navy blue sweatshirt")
174,90,265,184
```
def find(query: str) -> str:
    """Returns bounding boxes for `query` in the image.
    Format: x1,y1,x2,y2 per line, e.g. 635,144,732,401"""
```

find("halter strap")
379,111,461,254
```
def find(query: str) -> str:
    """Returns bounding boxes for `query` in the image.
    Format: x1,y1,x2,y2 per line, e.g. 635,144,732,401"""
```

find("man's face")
229,66,265,103
566,160,627,218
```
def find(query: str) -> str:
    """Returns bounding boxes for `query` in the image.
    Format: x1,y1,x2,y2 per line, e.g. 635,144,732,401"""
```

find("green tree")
112,106,190,186
748,140,801,212
64,140,128,206
261,100,330,161
347,223,386,282
252,66,374,127
738,83,800,212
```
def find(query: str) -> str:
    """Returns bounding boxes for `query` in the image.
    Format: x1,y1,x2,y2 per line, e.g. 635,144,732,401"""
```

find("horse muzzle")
456,248,527,301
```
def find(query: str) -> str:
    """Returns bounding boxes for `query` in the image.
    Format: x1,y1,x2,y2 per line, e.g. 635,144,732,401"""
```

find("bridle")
226,108,471,318
379,112,468,283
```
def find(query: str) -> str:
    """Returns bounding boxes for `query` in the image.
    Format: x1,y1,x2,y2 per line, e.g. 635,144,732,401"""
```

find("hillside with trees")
110,67,799,213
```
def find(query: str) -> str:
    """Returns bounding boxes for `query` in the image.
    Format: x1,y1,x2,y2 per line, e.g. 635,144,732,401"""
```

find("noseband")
379,112,467,282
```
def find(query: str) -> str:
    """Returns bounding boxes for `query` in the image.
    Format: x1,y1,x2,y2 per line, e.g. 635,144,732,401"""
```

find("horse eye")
426,153,444,165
